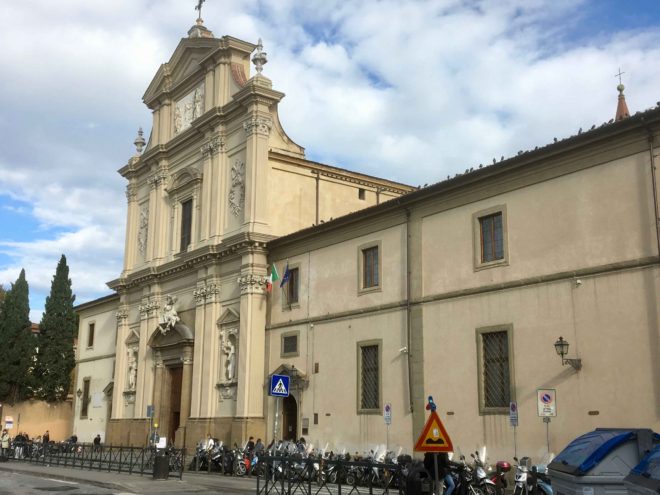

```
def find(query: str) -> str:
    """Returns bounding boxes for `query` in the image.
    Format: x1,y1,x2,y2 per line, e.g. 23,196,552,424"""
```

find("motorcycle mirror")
514,456,519,462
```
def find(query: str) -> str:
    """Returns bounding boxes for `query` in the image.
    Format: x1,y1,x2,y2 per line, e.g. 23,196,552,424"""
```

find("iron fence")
8,441,185,480
256,455,407,495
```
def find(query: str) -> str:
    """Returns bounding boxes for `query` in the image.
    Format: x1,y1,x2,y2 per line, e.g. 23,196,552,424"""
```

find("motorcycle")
489,460,512,495
471,451,498,495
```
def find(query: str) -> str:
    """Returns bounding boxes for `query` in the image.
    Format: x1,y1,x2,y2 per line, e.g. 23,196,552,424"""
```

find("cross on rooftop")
615,68,625,85
195,0,206,21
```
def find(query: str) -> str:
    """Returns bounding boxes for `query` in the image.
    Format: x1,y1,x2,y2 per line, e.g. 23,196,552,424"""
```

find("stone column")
122,179,138,274
177,345,194,447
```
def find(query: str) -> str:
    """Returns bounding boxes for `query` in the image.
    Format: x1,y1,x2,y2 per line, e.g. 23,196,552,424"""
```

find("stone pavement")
0,461,256,494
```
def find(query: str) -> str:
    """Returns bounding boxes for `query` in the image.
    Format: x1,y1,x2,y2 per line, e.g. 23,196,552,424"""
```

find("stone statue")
174,106,182,133
159,295,180,334
127,350,137,391
224,339,236,382
193,88,203,119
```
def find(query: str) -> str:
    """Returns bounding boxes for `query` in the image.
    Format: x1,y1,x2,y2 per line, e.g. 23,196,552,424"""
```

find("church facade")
74,19,659,459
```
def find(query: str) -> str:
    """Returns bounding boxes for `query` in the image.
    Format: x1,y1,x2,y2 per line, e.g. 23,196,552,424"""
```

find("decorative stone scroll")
137,204,149,255
147,171,167,188
193,283,220,303
200,137,225,157
228,160,245,216
237,274,268,294
125,183,137,202
116,308,129,321
243,116,272,136
138,299,159,317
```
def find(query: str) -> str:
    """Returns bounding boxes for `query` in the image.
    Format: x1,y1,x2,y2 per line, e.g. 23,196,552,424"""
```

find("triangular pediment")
217,307,239,326
125,328,140,346
143,37,218,107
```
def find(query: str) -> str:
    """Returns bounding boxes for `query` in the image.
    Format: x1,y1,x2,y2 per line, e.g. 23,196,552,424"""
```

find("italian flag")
266,264,280,293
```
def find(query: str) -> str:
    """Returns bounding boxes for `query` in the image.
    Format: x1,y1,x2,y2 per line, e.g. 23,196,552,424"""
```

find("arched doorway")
282,395,298,441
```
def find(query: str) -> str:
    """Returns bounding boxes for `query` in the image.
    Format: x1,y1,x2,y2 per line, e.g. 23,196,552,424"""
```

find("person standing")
42,430,50,456
1,429,10,458
93,434,101,453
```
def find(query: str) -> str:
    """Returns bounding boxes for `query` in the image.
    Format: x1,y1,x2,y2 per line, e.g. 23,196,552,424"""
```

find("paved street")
0,462,256,494
0,472,119,495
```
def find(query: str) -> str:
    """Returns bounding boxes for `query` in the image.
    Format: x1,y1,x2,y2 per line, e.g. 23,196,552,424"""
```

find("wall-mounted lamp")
554,336,582,371
76,388,83,399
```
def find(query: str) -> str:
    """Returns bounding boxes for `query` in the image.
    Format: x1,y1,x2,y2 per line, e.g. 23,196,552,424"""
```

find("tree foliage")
0,270,35,404
37,255,77,402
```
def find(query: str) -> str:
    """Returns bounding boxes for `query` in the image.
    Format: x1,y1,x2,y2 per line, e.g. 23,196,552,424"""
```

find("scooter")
513,457,552,495
471,451,498,495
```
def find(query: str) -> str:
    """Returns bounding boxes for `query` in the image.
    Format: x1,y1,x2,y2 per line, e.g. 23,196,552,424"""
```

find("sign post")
384,403,392,452
270,374,290,440
509,401,519,458
415,396,454,495
537,389,556,453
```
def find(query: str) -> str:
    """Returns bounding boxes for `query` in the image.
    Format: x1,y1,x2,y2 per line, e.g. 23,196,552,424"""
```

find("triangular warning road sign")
414,410,454,452
273,379,288,395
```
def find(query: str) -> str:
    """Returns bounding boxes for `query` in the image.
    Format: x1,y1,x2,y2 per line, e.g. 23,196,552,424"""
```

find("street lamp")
554,336,582,371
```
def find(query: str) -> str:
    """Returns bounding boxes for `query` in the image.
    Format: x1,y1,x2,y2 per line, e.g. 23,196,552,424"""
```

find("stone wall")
2,400,73,441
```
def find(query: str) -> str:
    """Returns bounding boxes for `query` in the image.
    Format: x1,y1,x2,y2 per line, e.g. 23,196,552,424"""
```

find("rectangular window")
87,323,95,348
180,199,193,252
358,342,380,412
480,212,504,262
362,246,379,289
281,331,300,358
287,267,299,304
358,188,366,200
477,327,513,413
81,378,91,418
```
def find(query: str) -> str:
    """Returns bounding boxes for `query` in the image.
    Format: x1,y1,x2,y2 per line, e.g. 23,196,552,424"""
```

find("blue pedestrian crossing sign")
270,374,290,397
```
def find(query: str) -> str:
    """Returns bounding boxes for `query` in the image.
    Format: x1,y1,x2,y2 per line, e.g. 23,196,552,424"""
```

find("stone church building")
74,17,659,459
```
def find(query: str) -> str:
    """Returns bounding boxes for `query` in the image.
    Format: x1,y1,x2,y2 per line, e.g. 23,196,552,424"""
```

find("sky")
1,0,659,322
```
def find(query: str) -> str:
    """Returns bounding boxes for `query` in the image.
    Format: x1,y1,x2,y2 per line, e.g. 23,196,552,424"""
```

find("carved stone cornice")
200,137,225,157
116,308,129,321
107,232,276,291
243,116,272,136
237,274,268,294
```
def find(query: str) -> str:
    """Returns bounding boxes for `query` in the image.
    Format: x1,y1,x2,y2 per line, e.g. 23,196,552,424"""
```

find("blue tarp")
631,444,660,480
551,429,660,476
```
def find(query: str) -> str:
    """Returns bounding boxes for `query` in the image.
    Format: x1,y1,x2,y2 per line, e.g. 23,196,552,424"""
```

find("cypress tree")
0,269,34,403
37,255,77,402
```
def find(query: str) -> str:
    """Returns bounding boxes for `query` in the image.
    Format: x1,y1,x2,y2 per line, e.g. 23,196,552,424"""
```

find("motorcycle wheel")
513,486,523,495
317,472,327,485
236,462,247,476
328,470,338,484
484,485,497,495
345,473,356,485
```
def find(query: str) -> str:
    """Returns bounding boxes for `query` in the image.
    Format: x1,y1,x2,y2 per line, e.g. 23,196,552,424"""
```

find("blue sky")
1,0,659,322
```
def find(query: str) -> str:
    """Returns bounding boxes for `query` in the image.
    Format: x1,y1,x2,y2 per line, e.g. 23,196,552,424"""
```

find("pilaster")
123,178,139,274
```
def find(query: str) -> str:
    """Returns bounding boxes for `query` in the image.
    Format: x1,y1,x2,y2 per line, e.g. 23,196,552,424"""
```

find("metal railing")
256,455,406,495
8,441,186,480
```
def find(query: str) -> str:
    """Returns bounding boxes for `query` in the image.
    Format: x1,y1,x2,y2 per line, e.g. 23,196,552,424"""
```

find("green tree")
37,255,77,402
0,270,35,403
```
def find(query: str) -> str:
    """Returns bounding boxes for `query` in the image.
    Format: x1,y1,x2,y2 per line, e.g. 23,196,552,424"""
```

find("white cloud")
1,0,659,319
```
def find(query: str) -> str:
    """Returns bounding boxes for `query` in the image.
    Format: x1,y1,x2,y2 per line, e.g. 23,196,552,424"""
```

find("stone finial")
252,38,268,74
134,127,146,154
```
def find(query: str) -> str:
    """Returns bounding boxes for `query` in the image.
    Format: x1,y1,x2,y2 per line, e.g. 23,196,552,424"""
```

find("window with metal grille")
481,330,510,409
359,344,379,411
80,378,91,418
287,267,299,304
480,212,504,262
282,334,298,355
87,323,95,348
180,199,193,252
362,246,379,288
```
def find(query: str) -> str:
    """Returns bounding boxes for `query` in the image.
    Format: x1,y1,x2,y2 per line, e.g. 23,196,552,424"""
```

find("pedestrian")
93,434,101,453
43,430,50,456
254,438,264,454
246,436,255,453
13,431,25,459
1,429,10,458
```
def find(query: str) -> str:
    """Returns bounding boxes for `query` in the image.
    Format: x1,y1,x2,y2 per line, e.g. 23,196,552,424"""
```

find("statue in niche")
127,349,137,391
159,295,180,334
174,106,182,134
137,206,148,255
223,337,236,382
192,88,203,119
